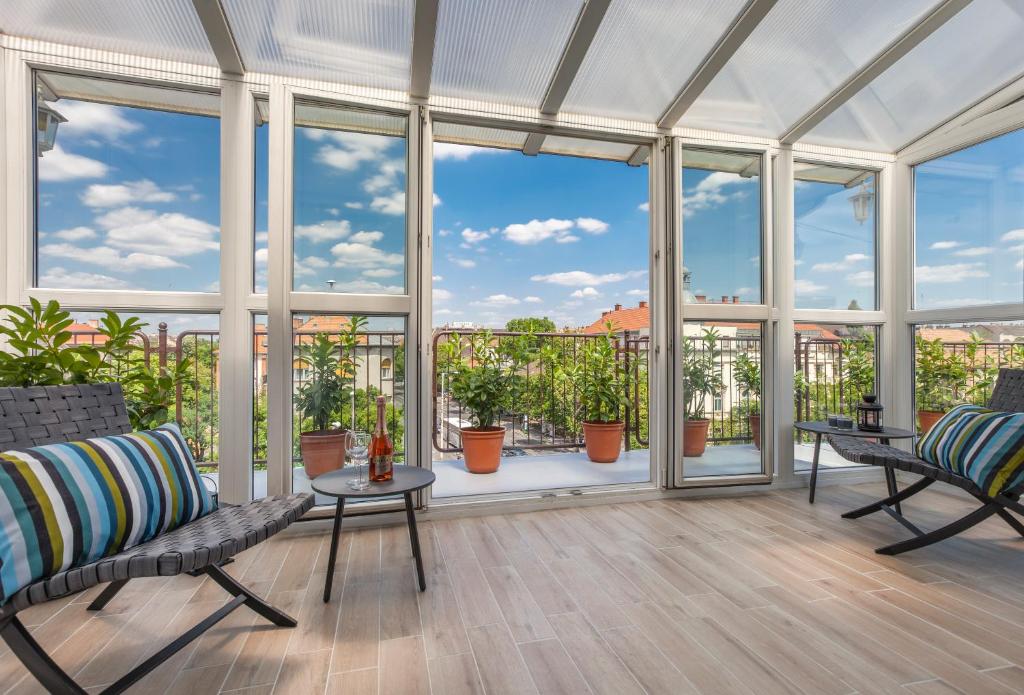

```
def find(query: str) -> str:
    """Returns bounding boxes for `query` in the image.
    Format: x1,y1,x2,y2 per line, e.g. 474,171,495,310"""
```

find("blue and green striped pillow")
916,404,1024,497
0,423,214,604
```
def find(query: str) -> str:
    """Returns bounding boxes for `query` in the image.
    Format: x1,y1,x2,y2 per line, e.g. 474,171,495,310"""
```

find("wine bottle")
369,395,394,482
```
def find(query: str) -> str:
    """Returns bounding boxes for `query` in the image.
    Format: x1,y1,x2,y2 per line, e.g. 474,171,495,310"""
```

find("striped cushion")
0,423,214,604
916,404,1024,497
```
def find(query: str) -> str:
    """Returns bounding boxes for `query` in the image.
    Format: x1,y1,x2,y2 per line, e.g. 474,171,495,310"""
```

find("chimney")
721,295,728,304
601,310,610,317
732,295,740,304
638,300,647,309
614,303,622,311
695,294,706,303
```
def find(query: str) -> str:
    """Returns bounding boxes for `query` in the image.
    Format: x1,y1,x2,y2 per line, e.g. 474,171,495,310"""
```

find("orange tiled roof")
918,327,972,343
582,304,649,334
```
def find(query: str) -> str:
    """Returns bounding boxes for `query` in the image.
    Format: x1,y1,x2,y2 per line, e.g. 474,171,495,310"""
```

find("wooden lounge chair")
0,384,313,694
829,368,1024,555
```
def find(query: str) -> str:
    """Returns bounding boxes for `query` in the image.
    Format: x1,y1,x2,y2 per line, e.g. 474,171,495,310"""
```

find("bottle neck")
375,399,388,435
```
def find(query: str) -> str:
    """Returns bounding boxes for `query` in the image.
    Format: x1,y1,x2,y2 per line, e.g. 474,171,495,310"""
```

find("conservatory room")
1,1,1024,694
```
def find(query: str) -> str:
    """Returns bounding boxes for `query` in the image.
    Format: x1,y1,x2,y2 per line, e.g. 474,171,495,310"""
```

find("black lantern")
857,394,884,432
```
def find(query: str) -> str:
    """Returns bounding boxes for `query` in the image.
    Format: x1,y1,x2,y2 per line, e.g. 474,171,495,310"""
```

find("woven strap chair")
0,384,313,694
829,368,1024,555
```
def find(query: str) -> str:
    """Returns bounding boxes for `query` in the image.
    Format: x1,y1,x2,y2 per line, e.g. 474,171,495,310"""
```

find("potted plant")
562,322,634,463
682,328,725,457
294,316,367,478
440,331,525,473
914,335,969,434
734,351,761,451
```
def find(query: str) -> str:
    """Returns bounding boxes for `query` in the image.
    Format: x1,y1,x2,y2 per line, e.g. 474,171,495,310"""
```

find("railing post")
158,322,169,370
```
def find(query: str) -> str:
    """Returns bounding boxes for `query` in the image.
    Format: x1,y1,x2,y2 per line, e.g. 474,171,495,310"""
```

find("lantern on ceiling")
848,181,874,225
36,100,66,156
857,394,884,432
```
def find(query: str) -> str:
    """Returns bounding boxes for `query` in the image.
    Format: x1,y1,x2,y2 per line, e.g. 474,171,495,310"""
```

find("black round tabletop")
311,464,436,498
794,421,915,438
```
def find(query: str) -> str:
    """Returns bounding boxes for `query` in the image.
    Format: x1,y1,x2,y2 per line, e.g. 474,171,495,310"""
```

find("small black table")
311,464,435,602
795,421,916,507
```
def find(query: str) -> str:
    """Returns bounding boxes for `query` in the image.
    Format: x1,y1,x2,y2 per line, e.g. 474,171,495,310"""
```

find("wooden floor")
3,482,1024,695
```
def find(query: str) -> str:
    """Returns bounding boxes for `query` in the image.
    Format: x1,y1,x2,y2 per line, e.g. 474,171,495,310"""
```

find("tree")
506,317,555,334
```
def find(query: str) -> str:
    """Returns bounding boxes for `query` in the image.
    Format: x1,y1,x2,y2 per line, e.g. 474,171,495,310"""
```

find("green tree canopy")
506,317,556,334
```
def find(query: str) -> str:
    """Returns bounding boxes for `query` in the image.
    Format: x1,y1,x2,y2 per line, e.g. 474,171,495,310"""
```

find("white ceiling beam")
657,0,778,130
410,0,440,100
524,0,612,155
626,145,649,167
192,0,244,75
780,0,973,145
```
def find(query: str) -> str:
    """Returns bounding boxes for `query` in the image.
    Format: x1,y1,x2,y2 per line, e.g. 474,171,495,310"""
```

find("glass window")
681,150,762,305
254,100,269,294
794,164,877,310
794,324,877,472
35,73,220,292
253,313,269,499
682,321,763,479
292,102,407,294
914,129,1024,309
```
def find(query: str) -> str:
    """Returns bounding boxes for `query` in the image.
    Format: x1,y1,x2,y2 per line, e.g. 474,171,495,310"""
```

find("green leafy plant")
561,322,634,423
914,334,970,412
733,351,761,416
293,316,368,432
682,328,725,420
439,330,527,429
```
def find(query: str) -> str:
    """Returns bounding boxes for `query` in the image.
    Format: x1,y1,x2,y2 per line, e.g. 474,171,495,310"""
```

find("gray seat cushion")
6,493,313,612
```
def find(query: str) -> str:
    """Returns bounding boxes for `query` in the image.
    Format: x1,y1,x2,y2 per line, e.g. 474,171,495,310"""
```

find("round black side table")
795,422,915,506
312,464,436,602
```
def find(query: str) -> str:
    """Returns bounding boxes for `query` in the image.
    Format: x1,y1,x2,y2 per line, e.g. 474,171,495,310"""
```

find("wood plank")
461,517,511,568
427,653,485,695
483,565,554,642
329,580,381,673
601,626,696,695
417,574,471,659
518,638,593,695
326,668,377,695
547,612,644,695
546,558,630,630
505,548,579,616
271,649,331,694
467,623,539,695
448,559,504,628
379,636,430,695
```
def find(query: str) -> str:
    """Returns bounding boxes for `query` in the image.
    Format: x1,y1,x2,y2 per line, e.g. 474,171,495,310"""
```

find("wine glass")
346,430,370,491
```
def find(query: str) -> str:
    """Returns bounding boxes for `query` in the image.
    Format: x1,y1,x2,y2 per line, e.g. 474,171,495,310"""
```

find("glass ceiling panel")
540,135,637,162
1,0,215,66
563,0,747,122
433,122,527,151
39,72,219,116
806,0,1024,151
794,162,874,186
682,0,939,138
294,101,406,136
223,0,413,91
681,149,759,175
431,0,583,107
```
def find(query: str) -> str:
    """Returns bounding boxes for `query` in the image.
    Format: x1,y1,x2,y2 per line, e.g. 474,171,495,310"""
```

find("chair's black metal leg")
876,503,1000,555
204,564,297,627
404,491,426,592
882,465,902,516
0,615,85,694
809,433,822,504
843,477,934,519
993,507,1024,538
323,496,345,603
87,578,129,611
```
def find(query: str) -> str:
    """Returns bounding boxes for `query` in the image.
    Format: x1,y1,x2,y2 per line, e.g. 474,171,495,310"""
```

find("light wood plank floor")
3,482,1024,694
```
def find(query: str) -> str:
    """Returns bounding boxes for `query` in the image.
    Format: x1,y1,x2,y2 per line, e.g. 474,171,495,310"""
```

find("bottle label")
371,454,393,477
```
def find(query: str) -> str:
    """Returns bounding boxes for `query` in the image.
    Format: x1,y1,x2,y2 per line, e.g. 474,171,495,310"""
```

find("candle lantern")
857,394,884,432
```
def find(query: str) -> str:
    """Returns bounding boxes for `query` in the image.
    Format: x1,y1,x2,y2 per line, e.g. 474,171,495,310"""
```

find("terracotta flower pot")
683,419,710,457
748,414,761,451
582,421,624,463
461,426,505,474
917,410,946,435
300,429,347,478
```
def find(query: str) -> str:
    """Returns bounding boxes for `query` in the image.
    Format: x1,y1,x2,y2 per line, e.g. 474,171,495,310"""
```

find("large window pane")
35,74,220,292
253,313,269,499
254,100,269,294
794,164,876,310
682,321,763,479
793,324,877,472
431,123,651,498
914,129,1024,309
292,103,407,294
681,150,762,305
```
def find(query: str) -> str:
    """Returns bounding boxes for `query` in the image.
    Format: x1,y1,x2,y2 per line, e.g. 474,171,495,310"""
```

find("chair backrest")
988,368,1024,413
0,383,131,451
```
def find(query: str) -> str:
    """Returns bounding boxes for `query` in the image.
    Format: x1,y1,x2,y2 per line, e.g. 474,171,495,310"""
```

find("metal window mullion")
669,136,686,487
6,52,30,306
649,136,669,489
416,106,433,508
772,147,796,483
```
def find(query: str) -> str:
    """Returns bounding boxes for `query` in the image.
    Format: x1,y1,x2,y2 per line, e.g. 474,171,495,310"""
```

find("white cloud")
915,263,989,283
38,145,108,181
929,240,963,250
504,218,575,245
1017,258,1023,270
461,228,491,244
638,202,650,212
472,294,520,307
350,230,384,244
345,202,364,209
255,231,269,243
314,131,392,172
524,296,543,303
363,160,404,194
254,248,268,266
57,101,142,141
449,256,476,269
433,193,442,207
370,191,405,216
319,279,403,294
40,242,183,271
683,171,755,217
330,242,403,268
1002,229,1024,242
439,229,452,237
846,270,874,287
81,179,176,207
953,246,993,257
51,226,96,241
432,274,444,282
625,289,647,296
811,253,869,272
734,286,756,297
327,207,340,216
433,143,504,161
294,219,352,243
555,235,580,244
433,288,453,301
571,287,600,299
38,266,130,290
530,270,645,286
795,278,828,295
293,255,330,277
364,268,398,278
96,207,218,256
575,217,609,234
